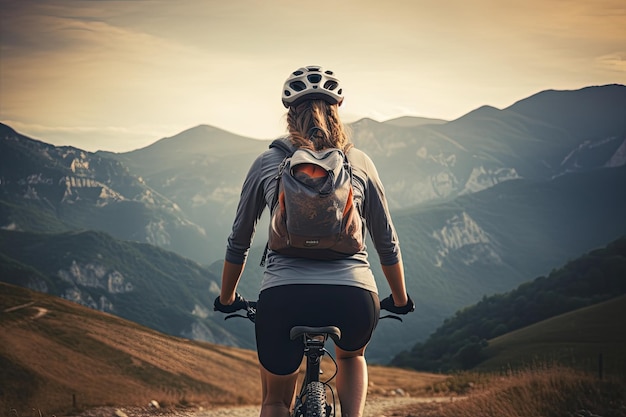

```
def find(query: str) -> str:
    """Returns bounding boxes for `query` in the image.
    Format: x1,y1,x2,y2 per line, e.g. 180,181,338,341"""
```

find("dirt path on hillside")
3,301,49,319
194,396,458,417
76,396,462,417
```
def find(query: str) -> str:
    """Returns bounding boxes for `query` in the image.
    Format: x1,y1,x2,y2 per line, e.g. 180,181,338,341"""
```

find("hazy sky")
1,0,625,152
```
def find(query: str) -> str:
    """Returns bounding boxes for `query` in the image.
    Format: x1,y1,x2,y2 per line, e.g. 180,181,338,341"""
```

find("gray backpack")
262,138,364,264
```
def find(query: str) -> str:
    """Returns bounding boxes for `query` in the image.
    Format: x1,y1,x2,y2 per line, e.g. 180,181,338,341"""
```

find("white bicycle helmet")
282,66,344,108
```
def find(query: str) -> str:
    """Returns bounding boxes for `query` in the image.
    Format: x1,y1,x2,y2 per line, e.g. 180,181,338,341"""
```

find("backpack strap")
267,138,295,212
261,138,295,267
342,142,355,173
269,137,296,155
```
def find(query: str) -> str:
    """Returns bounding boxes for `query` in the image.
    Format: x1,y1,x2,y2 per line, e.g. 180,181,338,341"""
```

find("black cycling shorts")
255,284,380,375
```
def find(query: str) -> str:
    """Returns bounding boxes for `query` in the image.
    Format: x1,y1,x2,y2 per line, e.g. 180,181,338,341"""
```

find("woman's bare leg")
335,346,368,417
259,365,299,417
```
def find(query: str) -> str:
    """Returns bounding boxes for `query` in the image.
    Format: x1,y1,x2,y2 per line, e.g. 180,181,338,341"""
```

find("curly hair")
286,100,350,151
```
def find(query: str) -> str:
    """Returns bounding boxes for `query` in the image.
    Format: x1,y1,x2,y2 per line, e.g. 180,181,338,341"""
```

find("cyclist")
214,65,414,417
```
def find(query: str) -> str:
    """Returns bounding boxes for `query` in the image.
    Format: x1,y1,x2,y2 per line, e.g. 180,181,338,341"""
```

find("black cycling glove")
214,292,248,313
380,293,415,315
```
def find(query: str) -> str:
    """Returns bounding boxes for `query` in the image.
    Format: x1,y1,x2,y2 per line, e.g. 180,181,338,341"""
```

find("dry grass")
0,283,440,416
13,281,623,417
367,365,446,397
396,366,626,417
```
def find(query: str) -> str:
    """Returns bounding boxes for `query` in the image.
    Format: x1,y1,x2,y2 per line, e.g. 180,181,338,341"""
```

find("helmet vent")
324,80,338,91
307,74,322,84
290,81,306,92
293,70,304,76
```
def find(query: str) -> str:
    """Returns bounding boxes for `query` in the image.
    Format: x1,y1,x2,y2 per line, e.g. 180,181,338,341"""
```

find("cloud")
597,53,626,73
1,0,625,152
3,119,179,153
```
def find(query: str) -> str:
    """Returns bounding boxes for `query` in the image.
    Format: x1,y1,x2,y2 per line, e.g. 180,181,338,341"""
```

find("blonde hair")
286,100,350,151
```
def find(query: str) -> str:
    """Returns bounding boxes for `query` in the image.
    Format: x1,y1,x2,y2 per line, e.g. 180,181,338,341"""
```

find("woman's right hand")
380,293,415,315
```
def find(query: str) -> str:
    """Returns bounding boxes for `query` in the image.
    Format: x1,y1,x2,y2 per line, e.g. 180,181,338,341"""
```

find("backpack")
262,138,364,264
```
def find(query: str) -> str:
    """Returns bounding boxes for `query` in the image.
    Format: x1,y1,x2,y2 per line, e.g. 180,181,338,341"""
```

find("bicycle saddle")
290,325,341,344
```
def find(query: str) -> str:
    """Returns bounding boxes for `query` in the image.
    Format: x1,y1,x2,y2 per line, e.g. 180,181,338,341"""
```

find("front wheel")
304,381,327,417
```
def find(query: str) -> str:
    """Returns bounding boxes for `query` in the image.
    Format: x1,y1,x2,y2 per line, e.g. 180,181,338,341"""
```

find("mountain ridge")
0,122,214,263
2,84,626,364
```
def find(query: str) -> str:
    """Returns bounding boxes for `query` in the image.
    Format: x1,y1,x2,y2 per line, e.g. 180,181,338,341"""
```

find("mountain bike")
223,298,405,417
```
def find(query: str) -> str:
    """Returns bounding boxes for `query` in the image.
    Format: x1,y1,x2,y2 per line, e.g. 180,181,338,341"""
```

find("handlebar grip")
214,293,250,313
380,294,415,315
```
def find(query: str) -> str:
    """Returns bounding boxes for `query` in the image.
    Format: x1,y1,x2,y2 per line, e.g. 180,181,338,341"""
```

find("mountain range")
97,84,626,256
1,84,625,362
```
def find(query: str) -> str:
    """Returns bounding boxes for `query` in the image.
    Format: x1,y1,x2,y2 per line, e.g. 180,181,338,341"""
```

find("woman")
214,65,413,417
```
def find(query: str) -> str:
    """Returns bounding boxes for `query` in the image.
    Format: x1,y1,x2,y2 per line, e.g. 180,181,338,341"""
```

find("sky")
1,0,625,153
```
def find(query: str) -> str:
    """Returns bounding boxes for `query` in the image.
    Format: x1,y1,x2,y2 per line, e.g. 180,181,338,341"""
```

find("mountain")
99,85,626,263
3,163,622,364
0,123,212,263
338,165,626,362
389,235,626,371
2,84,625,364
0,282,443,415
350,84,625,207
198,163,626,363
0,229,256,349
383,116,448,127
97,125,270,259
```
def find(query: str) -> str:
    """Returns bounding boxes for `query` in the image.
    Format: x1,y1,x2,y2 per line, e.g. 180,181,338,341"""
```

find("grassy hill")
391,235,626,372
479,294,626,375
397,295,626,416
0,283,444,416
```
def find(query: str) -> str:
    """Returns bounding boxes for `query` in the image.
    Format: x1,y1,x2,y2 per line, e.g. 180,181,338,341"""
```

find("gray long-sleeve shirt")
225,140,401,294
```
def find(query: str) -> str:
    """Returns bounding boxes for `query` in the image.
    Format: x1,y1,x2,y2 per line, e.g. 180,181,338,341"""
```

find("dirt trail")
195,396,456,417
77,396,462,417
3,302,49,319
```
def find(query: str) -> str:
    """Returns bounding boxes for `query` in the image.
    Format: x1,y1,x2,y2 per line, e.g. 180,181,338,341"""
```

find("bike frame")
290,326,341,417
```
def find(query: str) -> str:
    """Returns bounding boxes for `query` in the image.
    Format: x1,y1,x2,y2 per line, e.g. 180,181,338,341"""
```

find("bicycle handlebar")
219,297,407,323
379,294,415,315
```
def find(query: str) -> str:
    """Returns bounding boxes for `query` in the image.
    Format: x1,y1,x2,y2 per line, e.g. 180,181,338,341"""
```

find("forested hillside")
390,235,626,371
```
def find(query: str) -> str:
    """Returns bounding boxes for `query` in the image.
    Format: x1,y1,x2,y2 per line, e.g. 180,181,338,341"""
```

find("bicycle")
221,296,410,417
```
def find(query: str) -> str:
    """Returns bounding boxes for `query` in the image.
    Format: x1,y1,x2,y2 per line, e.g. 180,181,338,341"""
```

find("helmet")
282,66,344,108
